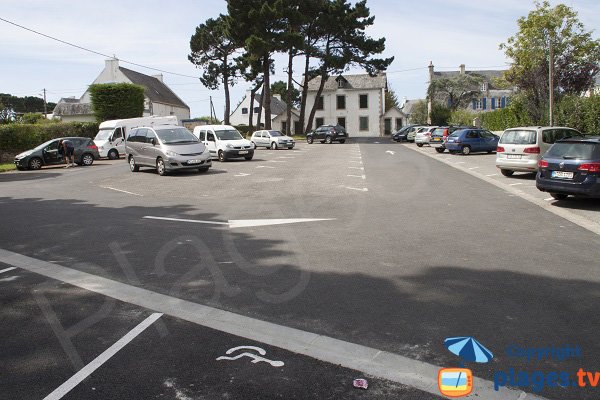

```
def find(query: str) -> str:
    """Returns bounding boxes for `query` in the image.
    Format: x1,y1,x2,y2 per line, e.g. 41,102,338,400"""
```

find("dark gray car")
14,137,100,170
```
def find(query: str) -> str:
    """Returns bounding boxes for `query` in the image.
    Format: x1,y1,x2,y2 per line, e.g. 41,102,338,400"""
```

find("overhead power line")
0,16,200,80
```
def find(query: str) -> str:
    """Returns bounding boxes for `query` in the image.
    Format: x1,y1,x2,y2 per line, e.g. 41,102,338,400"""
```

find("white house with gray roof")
53,58,190,122
305,73,388,137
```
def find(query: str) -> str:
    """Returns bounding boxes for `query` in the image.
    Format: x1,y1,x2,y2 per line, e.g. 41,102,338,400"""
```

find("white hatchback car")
415,126,438,147
495,126,581,176
251,130,295,149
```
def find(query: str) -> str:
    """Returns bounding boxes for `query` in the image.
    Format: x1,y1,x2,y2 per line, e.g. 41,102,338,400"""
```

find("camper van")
94,116,178,159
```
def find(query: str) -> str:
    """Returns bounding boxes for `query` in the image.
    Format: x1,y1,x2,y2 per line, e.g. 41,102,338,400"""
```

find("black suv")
14,137,100,170
306,125,347,144
430,126,472,153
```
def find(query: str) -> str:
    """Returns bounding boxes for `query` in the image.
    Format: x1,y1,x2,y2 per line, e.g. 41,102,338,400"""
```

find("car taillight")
497,146,505,153
524,147,540,154
578,163,600,173
426,133,431,137
538,160,549,168
87,144,98,149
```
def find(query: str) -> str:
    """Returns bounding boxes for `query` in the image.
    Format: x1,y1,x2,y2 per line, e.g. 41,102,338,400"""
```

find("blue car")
536,136,600,200
445,129,500,155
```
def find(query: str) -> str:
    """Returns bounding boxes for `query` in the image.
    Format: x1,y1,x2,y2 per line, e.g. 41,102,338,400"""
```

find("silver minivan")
495,126,581,176
126,125,211,176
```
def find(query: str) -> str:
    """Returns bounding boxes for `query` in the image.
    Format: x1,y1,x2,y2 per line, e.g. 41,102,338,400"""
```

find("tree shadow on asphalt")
0,172,62,182
0,196,597,400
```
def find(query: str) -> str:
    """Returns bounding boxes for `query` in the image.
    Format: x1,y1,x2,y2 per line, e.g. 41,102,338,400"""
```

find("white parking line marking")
469,167,480,170
143,216,229,226
101,186,143,197
234,173,250,177
348,167,364,170
349,161,363,164
386,150,395,155
43,313,163,400
256,165,275,169
347,175,366,179
0,267,17,274
0,249,545,400
143,216,334,229
455,161,466,164
486,174,499,177
544,198,554,201
346,187,369,192
267,160,286,163
509,183,523,186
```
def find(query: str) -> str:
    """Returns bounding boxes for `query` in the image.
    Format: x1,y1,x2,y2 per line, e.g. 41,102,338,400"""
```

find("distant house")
428,62,513,113
229,90,300,134
382,106,408,134
400,98,426,125
305,73,397,137
585,74,600,97
53,58,190,122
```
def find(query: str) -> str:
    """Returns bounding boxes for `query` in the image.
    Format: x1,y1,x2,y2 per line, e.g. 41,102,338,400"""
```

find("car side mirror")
151,138,156,146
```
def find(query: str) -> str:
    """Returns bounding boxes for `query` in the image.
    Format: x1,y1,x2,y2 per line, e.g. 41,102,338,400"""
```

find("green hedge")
0,122,99,153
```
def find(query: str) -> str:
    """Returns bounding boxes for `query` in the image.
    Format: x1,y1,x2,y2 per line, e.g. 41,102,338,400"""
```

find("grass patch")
0,163,16,173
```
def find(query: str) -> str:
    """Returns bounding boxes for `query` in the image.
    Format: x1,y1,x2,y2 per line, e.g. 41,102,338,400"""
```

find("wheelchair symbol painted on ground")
216,346,284,367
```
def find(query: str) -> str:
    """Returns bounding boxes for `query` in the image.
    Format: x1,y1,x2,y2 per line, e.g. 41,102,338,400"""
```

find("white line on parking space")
348,167,364,170
345,187,369,192
469,167,480,170
0,249,544,400
143,216,334,229
267,160,286,163
143,216,229,226
454,161,466,164
256,165,275,169
347,175,366,179
486,174,499,177
0,267,17,274
509,183,523,186
101,186,143,196
235,173,251,177
43,313,163,400
545,198,554,201
349,161,363,164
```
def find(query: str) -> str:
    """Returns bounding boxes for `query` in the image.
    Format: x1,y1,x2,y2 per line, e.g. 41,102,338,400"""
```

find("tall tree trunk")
306,71,328,131
248,90,255,132
298,53,311,134
223,54,230,125
285,48,294,135
262,55,272,130
257,84,264,129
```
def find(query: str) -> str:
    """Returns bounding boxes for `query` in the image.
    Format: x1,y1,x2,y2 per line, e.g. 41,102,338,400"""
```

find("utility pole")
42,88,48,117
209,96,214,123
548,38,554,127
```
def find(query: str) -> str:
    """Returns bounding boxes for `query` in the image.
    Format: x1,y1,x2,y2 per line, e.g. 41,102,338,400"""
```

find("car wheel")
218,150,226,162
108,149,119,160
551,193,569,200
81,153,94,166
416,143,423,147
156,158,167,176
251,142,257,149
500,169,514,177
28,157,42,170
129,156,139,172
244,155,253,160
198,167,210,173
435,147,445,153
339,139,345,144
271,142,278,150
307,137,313,144
325,136,333,144
461,146,471,155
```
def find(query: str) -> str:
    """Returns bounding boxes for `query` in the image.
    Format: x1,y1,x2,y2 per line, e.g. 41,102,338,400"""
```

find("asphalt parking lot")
1,138,598,400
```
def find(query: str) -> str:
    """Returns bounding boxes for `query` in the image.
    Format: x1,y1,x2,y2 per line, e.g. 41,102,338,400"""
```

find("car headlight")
225,143,233,149
15,151,32,159
165,150,179,157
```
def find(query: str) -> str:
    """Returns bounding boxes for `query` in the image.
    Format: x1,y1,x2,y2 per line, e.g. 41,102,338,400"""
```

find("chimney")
459,64,466,74
428,61,434,82
105,58,119,81
152,74,164,83
401,96,407,108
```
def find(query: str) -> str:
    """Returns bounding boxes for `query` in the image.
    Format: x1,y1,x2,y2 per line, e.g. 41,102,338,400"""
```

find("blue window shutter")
472,99,476,110
491,98,496,109
483,98,487,110
501,97,506,108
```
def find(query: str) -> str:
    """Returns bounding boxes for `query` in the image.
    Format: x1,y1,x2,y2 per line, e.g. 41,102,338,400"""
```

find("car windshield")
34,139,59,150
269,131,283,137
432,128,446,136
500,130,536,145
95,129,113,140
215,129,243,140
545,142,599,160
155,127,198,144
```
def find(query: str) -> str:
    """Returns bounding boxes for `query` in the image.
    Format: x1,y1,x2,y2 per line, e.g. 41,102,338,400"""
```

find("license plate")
551,171,574,179
187,159,202,164
507,154,522,159
238,150,249,155
432,138,441,142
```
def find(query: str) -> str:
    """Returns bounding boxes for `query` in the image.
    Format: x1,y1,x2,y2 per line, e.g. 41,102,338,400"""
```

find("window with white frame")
474,99,483,110
496,97,503,108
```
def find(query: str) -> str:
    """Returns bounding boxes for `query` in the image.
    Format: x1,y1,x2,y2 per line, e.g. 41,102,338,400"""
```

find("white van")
192,125,254,161
94,116,178,159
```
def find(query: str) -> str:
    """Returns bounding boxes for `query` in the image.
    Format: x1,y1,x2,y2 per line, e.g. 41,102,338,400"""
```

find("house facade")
230,90,300,133
305,73,388,137
428,62,513,115
53,58,190,122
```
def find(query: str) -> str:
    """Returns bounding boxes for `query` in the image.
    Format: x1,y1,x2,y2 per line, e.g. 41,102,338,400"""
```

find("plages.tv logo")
438,336,494,397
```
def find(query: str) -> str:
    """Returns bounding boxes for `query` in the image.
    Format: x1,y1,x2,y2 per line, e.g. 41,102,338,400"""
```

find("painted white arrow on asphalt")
143,216,334,229
386,150,395,155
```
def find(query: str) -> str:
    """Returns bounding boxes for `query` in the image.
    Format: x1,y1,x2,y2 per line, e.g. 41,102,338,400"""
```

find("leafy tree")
408,100,450,125
0,93,55,114
427,73,484,112
89,83,144,122
500,1,600,122
189,15,241,125
271,80,300,107
385,88,399,111
408,100,428,125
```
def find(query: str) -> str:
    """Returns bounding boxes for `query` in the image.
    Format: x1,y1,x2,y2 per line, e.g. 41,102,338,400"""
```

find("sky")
1,0,598,119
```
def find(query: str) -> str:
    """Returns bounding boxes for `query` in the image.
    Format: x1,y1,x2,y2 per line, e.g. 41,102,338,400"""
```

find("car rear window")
432,128,447,136
545,142,599,160
500,130,536,145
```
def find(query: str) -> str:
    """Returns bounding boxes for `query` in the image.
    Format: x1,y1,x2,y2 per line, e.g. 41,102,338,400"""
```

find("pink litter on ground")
353,378,368,389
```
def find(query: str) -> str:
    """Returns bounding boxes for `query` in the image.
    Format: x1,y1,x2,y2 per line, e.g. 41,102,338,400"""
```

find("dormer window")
481,82,488,91
336,76,348,89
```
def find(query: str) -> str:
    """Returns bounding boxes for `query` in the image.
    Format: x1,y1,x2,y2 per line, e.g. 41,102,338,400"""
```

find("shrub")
0,122,99,153
89,83,145,122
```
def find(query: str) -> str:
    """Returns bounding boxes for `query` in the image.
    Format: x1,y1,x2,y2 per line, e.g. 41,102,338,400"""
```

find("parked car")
415,126,438,147
496,126,582,177
430,126,472,153
445,129,500,155
536,136,600,199
14,137,99,170
192,125,254,161
126,125,211,176
251,130,295,149
391,125,422,142
307,125,347,144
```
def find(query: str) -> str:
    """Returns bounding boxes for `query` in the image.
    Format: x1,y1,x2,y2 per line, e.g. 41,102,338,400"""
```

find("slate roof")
306,73,387,91
432,69,506,80
119,67,189,110
401,99,425,115
52,98,93,116
254,94,288,116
